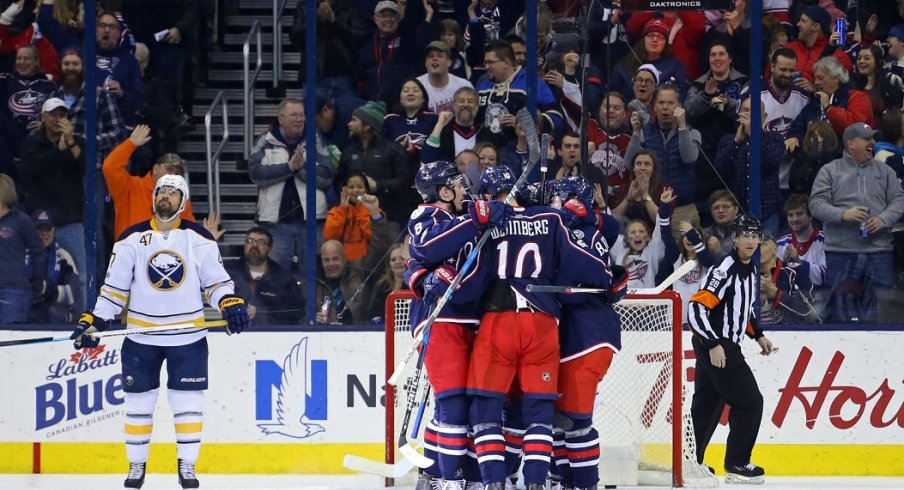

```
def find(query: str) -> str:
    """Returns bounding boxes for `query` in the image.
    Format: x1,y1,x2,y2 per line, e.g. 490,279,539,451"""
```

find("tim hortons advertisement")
0,331,386,444
1,330,900,445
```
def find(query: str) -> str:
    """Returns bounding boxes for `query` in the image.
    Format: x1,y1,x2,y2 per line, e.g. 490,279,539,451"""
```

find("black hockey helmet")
732,214,762,237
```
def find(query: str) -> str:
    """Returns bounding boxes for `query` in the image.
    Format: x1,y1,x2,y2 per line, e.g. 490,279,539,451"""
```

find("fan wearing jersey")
610,187,677,288
69,175,249,490
688,215,776,484
406,160,510,489
466,168,610,490
546,176,627,490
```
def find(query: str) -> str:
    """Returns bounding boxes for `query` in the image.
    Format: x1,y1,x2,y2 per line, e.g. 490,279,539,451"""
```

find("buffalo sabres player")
547,176,627,490
70,175,249,489
406,160,511,489
467,168,612,490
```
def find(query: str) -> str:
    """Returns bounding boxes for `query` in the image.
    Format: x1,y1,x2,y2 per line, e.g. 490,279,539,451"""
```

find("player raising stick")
70,175,249,489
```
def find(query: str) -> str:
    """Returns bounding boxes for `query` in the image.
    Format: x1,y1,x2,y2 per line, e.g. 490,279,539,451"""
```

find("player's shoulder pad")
117,220,153,242
179,219,216,241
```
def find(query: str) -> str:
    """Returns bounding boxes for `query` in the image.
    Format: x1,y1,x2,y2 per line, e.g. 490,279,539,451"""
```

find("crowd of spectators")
4,0,904,325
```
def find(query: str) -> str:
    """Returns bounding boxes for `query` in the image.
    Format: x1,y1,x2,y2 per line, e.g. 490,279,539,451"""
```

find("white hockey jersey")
776,228,827,287
610,215,668,289
761,85,809,138
93,218,235,347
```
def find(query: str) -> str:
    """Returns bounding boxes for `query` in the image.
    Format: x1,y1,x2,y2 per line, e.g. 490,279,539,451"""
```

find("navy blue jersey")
382,111,439,155
558,213,623,360
485,206,608,319
475,67,563,148
407,204,487,333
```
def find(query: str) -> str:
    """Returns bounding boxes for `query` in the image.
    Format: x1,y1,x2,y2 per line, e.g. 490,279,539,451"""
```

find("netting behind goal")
384,290,716,487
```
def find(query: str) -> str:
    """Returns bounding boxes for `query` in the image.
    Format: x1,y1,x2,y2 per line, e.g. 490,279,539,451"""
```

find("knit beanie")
890,24,904,43
353,101,387,132
801,5,831,34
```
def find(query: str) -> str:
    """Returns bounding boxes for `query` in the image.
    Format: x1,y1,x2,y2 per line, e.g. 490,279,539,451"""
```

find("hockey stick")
387,108,542,387
525,259,699,296
538,133,551,204
0,320,228,348
396,327,435,469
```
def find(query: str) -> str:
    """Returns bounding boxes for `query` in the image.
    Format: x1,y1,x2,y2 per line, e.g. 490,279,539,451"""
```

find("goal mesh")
385,290,716,487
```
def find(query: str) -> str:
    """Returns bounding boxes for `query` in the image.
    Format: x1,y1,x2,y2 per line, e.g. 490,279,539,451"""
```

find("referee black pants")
690,336,764,468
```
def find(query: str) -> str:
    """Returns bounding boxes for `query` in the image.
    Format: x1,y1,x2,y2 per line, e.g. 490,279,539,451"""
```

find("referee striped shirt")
688,250,764,349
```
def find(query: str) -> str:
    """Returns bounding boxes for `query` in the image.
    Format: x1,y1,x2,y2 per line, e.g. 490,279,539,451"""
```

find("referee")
688,215,776,484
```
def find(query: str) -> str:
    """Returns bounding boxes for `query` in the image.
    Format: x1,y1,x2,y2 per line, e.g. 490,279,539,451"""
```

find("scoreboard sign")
620,0,734,11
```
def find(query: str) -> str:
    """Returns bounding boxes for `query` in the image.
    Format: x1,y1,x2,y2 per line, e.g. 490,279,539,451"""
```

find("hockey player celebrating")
70,175,249,489
466,167,613,490
406,160,511,489
546,176,627,490
688,215,776,484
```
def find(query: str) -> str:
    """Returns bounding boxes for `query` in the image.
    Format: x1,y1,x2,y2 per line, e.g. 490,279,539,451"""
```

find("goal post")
384,289,717,487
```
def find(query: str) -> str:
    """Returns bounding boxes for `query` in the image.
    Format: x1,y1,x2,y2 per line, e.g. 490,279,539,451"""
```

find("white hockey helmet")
153,174,189,221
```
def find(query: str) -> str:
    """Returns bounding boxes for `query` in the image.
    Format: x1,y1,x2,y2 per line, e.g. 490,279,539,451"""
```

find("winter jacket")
784,35,854,83
248,128,334,224
337,136,415,225
809,153,904,253
18,129,86,225
714,131,785,219
790,85,875,138
289,0,370,81
626,12,708,80
625,123,701,206
225,258,305,325
323,203,377,262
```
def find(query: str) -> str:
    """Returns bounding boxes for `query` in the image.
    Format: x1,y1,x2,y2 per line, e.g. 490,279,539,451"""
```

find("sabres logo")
147,250,186,290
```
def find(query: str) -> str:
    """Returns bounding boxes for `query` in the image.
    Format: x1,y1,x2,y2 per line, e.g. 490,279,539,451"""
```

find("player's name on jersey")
490,218,550,239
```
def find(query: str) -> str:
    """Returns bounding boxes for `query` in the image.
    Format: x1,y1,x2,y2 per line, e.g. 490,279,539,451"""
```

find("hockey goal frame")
384,289,706,488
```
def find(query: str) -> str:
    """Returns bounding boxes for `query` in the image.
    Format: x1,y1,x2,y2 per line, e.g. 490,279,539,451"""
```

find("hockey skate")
725,462,765,484
464,481,485,490
123,462,146,489
440,479,464,489
483,483,505,490
415,472,439,490
177,459,200,488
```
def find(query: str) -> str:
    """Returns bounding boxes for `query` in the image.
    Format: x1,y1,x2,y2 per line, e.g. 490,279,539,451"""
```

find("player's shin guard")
434,422,469,479
565,417,600,489
473,423,506,484
550,426,571,487
522,423,554,485
503,425,525,485
461,431,482,483
124,389,159,463
168,390,204,463
422,421,442,478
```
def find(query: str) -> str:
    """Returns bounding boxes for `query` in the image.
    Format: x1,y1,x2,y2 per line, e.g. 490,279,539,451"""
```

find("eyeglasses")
644,32,666,41
634,78,656,86
245,238,271,247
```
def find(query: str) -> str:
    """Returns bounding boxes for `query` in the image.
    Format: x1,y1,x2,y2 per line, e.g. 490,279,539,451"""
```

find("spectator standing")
809,122,904,322
851,44,904,124
382,78,438,163
609,150,668,231
790,56,875,139
323,173,385,263
356,0,420,106
416,41,474,113
626,12,708,81
19,97,86,309
365,242,406,321
249,97,335,276
0,173,46,324
588,92,631,198
0,1,61,81
776,194,827,288
626,64,658,128
625,84,702,238
421,86,480,162
95,12,143,126
0,46,57,156
437,18,469,80
704,190,740,260
103,125,198,240
609,18,690,100
785,5,853,83
788,119,838,195
338,100,414,226
714,97,785,235
28,209,80,324
225,227,305,326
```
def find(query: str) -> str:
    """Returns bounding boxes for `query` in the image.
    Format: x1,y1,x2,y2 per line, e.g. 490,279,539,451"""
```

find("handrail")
272,0,289,90
243,20,263,161
205,91,229,216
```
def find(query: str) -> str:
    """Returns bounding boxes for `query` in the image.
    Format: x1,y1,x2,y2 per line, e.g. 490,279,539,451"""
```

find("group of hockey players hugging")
405,160,629,490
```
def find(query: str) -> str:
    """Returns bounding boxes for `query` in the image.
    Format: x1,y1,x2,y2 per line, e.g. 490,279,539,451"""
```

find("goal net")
384,290,717,487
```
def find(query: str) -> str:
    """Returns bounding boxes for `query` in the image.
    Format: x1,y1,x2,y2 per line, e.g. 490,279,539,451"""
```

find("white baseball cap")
42,98,68,113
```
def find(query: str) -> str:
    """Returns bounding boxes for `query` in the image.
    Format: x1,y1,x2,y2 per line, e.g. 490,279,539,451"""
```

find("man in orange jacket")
103,124,220,239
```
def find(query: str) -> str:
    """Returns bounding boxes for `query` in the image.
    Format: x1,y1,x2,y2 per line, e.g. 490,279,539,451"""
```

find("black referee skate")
123,462,145,488
177,458,200,488
725,462,765,484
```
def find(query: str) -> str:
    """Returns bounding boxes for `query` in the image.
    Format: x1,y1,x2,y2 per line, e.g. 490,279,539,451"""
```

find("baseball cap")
374,1,399,14
42,98,68,114
842,122,880,144
31,209,54,228
425,40,451,57
890,24,904,43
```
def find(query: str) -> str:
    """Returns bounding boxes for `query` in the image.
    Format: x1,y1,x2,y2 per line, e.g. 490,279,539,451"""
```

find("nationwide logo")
255,337,327,439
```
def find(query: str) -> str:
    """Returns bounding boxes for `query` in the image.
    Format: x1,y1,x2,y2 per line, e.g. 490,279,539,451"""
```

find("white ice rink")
0,475,903,490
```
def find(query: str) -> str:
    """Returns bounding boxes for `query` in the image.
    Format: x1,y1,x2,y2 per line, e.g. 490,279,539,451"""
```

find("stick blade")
399,442,434,469
342,454,414,478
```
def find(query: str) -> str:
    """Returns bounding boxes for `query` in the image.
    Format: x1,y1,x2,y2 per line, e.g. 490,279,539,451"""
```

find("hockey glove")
423,265,458,305
468,200,513,232
561,198,599,228
608,265,629,304
70,312,109,349
219,295,250,334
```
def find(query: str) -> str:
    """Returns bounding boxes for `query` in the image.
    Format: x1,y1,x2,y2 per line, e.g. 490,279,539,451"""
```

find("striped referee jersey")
688,250,764,348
